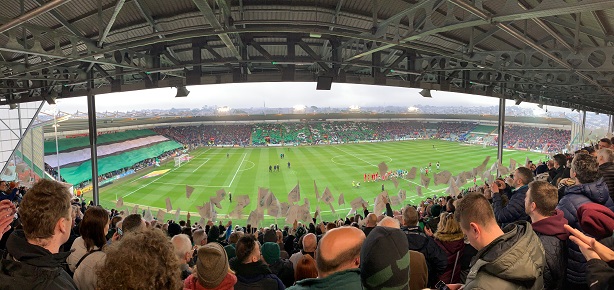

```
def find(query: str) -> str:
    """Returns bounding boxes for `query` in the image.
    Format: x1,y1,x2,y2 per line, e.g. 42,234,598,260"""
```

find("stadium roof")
41,113,572,134
1,0,614,113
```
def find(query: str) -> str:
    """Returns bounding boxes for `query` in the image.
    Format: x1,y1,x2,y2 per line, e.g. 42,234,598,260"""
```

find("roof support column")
581,110,587,147
87,70,99,205
497,97,505,174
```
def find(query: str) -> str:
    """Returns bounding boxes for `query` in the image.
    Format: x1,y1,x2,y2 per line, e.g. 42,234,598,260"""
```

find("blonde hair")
434,212,464,241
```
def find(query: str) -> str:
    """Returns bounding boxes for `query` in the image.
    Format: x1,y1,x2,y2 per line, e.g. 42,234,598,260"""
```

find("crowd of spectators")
4,142,614,289
154,125,252,147
152,122,570,153
499,125,571,153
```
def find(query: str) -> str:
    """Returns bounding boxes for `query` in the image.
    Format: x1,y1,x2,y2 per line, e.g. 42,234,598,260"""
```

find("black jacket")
492,185,530,227
550,166,570,187
401,226,447,287
532,210,569,290
231,259,285,290
599,162,614,202
0,230,77,290
586,237,614,290
268,258,294,288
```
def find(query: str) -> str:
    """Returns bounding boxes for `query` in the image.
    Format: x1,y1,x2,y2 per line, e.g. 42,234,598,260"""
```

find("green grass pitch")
88,140,546,226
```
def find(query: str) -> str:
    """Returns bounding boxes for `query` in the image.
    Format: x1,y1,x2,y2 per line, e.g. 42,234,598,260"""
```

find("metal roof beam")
98,0,126,47
0,0,72,34
449,0,614,106
31,0,82,37
344,0,614,61
193,0,243,61
297,41,331,72
543,16,614,45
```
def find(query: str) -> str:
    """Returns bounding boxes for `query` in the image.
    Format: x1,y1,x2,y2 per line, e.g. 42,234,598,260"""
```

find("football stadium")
1,0,614,289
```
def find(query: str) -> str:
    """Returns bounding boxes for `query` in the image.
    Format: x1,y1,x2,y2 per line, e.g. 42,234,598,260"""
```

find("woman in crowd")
294,255,318,283
67,206,109,290
433,211,465,284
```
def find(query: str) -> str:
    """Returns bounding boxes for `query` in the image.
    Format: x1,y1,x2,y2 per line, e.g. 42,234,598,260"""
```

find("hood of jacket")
436,238,465,255
470,221,545,287
232,260,272,280
6,230,71,268
531,209,569,240
434,230,464,242
565,178,610,204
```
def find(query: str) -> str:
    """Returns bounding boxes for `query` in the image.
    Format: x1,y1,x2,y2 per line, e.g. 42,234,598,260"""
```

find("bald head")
302,233,317,252
365,213,377,227
316,227,366,278
377,217,400,229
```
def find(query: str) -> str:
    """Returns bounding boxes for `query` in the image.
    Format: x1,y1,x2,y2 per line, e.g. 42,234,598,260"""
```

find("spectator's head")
513,167,534,187
302,233,317,252
236,235,261,264
263,228,277,243
599,138,612,149
122,214,145,234
171,234,193,264
261,242,280,265
316,227,365,278
228,231,242,244
446,199,455,213
597,148,614,166
525,181,559,220
295,255,318,281
546,160,555,169
454,193,503,251
571,153,600,184
196,242,234,289
553,154,567,169
193,229,207,246
434,212,463,241
402,206,419,227
360,226,409,289
167,222,182,237
97,229,182,289
0,180,8,193
18,179,72,253
110,215,122,229
365,213,377,227
79,206,110,252
377,216,400,229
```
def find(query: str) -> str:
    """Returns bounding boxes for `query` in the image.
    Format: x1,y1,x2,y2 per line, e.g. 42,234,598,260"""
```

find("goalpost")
174,154,192,167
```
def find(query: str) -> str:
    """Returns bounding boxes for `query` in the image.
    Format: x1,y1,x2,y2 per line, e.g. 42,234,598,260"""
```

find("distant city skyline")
45,82,571,115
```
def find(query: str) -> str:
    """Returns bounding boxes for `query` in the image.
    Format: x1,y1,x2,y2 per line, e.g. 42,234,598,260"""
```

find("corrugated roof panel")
56,0,116,23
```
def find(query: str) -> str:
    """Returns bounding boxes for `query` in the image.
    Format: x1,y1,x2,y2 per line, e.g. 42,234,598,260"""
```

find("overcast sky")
46,82,568,115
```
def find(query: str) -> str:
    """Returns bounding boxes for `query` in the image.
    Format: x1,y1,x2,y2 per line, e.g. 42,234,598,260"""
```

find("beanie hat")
261,242,280,265
360,226,410,290
264,229,277,243
577,203,614,240
167,222,182,237
197,242,229,288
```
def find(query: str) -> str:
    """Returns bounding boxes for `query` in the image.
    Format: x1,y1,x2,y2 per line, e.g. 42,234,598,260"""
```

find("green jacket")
464,221,545,290
287,269,363,290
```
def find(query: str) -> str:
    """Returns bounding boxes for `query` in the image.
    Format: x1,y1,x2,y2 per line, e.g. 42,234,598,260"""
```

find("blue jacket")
492,185,529,227
556,178,614,285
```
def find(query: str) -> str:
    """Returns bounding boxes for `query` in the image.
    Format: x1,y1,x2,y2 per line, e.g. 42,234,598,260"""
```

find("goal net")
174,154,192,167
